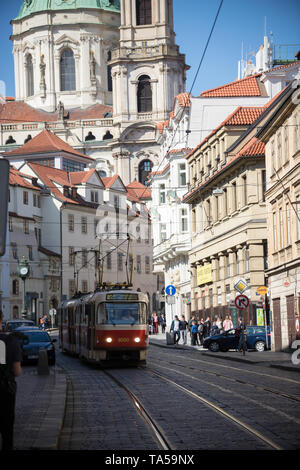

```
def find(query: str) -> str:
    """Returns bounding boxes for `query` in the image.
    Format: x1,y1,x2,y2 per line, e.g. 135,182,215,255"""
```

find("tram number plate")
118,337,129,343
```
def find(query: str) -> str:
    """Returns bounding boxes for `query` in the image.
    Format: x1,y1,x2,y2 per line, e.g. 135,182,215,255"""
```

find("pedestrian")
170,315,181,344
160,313,166,334
237,317,247,353
191,321,198,346
223,314,233,332
152,312,159,334
198,318,204,345
211,321,219,336
216,316,223,332
0,310,22,450
179,315,188,345
39,317,43,329
203,316,211,338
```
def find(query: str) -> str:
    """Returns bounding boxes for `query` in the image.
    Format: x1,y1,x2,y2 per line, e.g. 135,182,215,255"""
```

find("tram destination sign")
106,293,139,301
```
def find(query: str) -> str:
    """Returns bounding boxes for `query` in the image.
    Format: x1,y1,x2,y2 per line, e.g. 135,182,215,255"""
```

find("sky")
0,0,299,98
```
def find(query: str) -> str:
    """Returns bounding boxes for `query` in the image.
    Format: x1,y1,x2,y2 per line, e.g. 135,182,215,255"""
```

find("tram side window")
97,303,106,324
139,303,147,325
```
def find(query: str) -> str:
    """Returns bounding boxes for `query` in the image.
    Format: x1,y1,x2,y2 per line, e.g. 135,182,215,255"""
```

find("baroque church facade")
2,0,187,185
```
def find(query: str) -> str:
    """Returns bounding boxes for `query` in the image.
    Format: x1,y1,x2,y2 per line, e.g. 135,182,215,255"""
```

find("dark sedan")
203,326,271,352
16,328,57,365
4,319,35,332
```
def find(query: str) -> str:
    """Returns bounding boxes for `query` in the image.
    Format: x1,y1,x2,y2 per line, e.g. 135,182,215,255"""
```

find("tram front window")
97,303,147,325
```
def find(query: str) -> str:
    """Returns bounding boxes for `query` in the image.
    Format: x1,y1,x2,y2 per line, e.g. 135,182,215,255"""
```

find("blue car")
16,328,57,365
203,326,271,352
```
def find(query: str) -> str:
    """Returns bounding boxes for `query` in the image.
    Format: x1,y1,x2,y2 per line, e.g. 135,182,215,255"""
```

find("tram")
58,288,149,365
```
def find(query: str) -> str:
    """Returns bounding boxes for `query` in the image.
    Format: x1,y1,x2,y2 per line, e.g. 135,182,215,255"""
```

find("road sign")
234,278,249,294
235,294,250,310
165,285,176,296
256,286,268,295
0,159,9,257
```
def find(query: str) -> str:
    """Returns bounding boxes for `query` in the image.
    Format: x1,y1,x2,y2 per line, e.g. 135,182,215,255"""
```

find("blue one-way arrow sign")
165,285,176,296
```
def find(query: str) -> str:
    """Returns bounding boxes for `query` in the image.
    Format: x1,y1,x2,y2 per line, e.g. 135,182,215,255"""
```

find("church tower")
110,0,186,125
110,0,187,185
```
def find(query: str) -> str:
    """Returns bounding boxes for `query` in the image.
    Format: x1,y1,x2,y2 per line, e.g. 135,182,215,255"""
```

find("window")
62,158,86,172
217,287,222,305
273,212,277,250
245,248,250,273
117,252,123,271
9,217,13,232
145,256,150,274
82,249,88,268
138,159,153,185
107,50,112,92
225,255,230,278
81,217,87,234
297,195,300,240
137,75,152,113
114,195,120,209
232,182,237,211
242,175,247,206
235,251,239,275
286,203,291,245
60,49,76,91
12,279,19,296
68,214,74,232
279,207,283,249
24,220,29,234
28,245,33,261
11,243,18,259
284,126,289,163
261,170,266,202
82,281,88,294
69,247,75,266
136,255,141,273
25,54,34,97
91,191,98,203
181,208,188,232
160,223,167,242
159,184,166,204
179,163,187,186
69,279,75,298
223,189,228,216
277,132,282,169
136,0,152,25
23,191,28,205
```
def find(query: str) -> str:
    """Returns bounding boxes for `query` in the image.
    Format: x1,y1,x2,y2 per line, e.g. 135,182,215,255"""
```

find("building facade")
258,82,300,350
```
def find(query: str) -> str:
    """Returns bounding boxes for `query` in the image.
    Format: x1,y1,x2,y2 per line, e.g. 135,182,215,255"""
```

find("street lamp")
18,257,30,319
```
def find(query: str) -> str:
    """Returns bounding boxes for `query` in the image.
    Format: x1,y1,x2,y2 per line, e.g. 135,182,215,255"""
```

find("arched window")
138,159,153,185
136,0,152,25
107,51,112,92
60,49,76,91
26,54,34,97
137,75,152,113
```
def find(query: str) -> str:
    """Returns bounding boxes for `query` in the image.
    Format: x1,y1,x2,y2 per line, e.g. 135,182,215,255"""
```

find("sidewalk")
148,332,300,373
13,349,67,450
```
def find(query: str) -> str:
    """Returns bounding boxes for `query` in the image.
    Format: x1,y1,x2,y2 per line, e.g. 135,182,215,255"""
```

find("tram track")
152,356,300,404
144,367,282,451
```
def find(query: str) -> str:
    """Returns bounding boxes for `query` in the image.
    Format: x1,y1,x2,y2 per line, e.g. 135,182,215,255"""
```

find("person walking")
0,310,22,450
223,314,233,332
237,317,247,353
216,316,223,332
160,313,166,334
191,321,198,346
198,319,204,345
203,316,211,338
170,315,181,344
152,312,159,335
180,315,188,345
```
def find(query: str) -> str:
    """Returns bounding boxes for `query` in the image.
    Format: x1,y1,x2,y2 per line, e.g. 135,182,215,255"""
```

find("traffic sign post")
0,159,9,257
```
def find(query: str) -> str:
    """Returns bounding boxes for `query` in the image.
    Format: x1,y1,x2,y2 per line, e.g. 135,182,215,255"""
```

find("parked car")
203,326,271,352
4,319,35,332
16,328,57,365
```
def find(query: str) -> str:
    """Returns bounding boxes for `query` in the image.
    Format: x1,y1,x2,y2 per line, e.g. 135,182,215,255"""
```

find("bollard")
37,349,50,375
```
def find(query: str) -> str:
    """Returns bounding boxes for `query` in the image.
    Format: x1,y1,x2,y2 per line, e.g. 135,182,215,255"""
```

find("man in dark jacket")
0,311,22,450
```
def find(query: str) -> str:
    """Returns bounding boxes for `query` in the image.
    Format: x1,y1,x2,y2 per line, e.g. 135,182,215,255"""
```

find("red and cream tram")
58,289,149,365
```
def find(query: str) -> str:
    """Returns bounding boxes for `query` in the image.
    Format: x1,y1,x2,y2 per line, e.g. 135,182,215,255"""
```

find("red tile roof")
126,181,151,200
186,106,265,160
4,129,93,160
200,74,263,98
101,174,120,189
0,101,113,124
69,169,98,185
9,166,41,191
175,92,191,108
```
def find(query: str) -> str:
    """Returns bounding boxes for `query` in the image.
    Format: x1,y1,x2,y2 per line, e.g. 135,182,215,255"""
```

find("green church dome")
15,0,120,20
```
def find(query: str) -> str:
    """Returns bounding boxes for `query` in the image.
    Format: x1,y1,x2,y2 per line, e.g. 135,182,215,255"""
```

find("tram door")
86,303,95,357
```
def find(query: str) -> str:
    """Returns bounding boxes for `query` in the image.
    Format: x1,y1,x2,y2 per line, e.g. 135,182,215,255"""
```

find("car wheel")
209,341,219,352
255,341,265,352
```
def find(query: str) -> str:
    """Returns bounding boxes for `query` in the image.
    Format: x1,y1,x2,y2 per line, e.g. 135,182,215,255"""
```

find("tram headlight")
134,337,141,343
106,337,113,343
